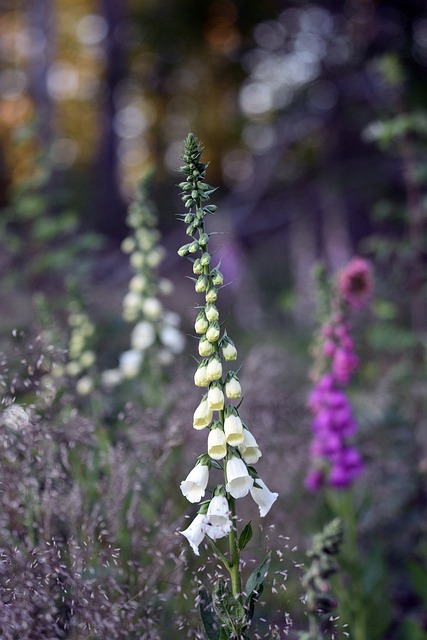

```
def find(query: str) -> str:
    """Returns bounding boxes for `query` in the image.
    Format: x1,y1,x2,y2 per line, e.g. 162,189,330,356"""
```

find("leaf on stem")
238,521,253,552
199,587,221,640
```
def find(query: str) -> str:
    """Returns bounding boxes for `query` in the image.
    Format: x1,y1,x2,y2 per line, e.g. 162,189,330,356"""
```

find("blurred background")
0,1,427,639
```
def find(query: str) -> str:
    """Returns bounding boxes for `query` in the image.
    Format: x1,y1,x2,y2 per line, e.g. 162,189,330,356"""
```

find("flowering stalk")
305,259,373,491
178,134,278,639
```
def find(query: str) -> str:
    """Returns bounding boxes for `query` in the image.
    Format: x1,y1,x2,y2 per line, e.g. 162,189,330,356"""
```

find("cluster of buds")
102,177,185,387
177,134,278,555
306,258,373,491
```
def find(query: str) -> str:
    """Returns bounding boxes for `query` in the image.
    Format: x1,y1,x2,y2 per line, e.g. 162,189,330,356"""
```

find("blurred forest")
0,0,426,325
1,1,427,639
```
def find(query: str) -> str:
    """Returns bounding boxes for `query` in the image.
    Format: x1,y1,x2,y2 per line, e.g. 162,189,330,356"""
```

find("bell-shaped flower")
208,424,227,460
250,478,278,517
238,429,262,464
195,311,209,335
224,410,244,446
203,495,232,540
206,355,222,382
205,303,219,323
198,336,214,357
180,513,206,555
206,322,220,344
225,373,241,399
207,383,224,411
194,360,209,387
226,456,253,499
180,462,209,503
193,397,213,430
222,337,237,361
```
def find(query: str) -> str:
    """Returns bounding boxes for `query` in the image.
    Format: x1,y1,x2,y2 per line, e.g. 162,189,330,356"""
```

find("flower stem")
228,495,242,601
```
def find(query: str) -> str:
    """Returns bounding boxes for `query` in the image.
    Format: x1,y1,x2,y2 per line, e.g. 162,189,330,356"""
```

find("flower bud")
195,275,209,293
188,240,199,253
205,303,219,323
194,311,209,334
193,258,203,275
206,322,220,343
199,232,209,247
206,355,222,382
198,336,214,357
224,410,244,446
200,252,211,267
208,425,227,460
207,383,224,411
222,338,237,361
194,361,209,387
205,286,218,303
225,374,241,399
193,397,213,430
211,269,224,286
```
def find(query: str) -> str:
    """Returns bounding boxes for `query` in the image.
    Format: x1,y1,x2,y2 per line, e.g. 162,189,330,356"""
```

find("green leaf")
199,587,221,640
212,580,245,627
238,522,252,551
408,562,427,603
245,551,271,598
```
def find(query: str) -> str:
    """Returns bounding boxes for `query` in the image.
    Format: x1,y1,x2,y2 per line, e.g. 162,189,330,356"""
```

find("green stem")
228,495,242,601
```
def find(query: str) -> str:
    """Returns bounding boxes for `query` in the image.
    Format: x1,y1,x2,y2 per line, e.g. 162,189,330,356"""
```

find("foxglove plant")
306,259,373,491
177,133,278,640
102,177,185,388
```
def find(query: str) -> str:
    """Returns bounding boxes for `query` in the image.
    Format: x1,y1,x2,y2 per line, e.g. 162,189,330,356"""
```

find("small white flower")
194,362,209,387
2,405,30,431
203,495,232,539
206,356,222,382
238,429,262,464
195,313,209,335
193,398,213,430
205,303,219,323
226,456,254,499
101,368,122,388
76,375,94,396
79,350,96,368
225,375,241,399
180,513,206,555
129,274,147,293
141,297,163,321
130,251,145,269
207,428,227,460
250,478,278,517
180,463,209,503
121,237,135,254
198,336,214,357
206,323,220,343
207,385,224,411
222,340,237,361
119,349,142,378
131,321,156,350
224,413,244,446
160,325,185,354
123,291,141,314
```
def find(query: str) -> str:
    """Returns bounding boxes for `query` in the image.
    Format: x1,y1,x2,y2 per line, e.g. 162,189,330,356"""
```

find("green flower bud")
198,336,215,357
205,286,218,303
186,223,197,236
211,269,224,286
200,252,211,267
205,303,219,323
188,240,199,254
195,310,209,334
225,373,241,399
193,258,203,275
199,232,209,247
206,322,220,343
195,275,209,293
178,243,191,257
206,355,222,382
222,337,237,361
184,213,194,223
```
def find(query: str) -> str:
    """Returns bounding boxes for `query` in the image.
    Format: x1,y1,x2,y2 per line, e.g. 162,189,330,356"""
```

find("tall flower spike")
177,133,278,634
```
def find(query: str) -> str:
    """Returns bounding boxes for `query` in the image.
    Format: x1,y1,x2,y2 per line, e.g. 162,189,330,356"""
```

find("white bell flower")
180,463,209,503
119,349,143,378
226,456,254,499
250,478,278,517
207,428,227,460
225,375,241,399
224,413,244,446
206,356,222,382
180,513,206,555
193,398,213,430
131,321,156,350
160,325,185,354
194,362,209,387
198,336,214,357
207,385,224,411
238,429,262,464
203,495,232,539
